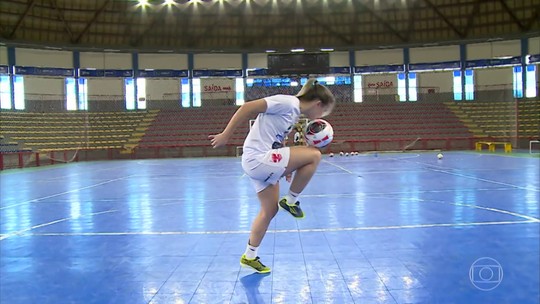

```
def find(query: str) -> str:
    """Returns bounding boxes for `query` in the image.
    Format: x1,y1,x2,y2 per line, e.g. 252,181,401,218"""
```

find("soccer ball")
304,119,334,148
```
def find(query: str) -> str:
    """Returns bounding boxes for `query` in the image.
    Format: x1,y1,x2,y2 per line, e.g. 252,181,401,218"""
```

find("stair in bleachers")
0,135,32,153
122,110,160,153
444,102,488,137
517,100,539,139
444,100,539,140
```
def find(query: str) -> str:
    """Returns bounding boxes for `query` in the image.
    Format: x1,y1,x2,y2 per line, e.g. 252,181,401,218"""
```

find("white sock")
244,242,258,260
285,190,300,205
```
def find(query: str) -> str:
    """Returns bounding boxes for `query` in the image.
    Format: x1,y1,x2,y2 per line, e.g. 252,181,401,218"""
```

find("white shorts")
242,147,291,193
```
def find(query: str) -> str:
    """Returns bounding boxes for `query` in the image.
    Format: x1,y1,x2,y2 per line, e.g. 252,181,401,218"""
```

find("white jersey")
242,95,300,158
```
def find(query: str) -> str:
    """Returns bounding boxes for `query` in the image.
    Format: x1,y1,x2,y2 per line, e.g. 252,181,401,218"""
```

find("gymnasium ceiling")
0,0,539,53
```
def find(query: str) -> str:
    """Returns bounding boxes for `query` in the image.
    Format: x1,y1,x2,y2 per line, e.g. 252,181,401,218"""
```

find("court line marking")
322,159,356,175
0,209,118,241
2,193,537,239
11,189,536,223
411,198,540,222
16,220,538,237
0,175,135,210
425,167,539,192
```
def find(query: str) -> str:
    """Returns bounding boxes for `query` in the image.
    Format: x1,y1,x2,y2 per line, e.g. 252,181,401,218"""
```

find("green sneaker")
240,254,271,273
278,197,305,219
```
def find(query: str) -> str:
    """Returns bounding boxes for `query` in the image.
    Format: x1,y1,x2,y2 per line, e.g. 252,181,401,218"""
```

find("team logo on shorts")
271,153,282,163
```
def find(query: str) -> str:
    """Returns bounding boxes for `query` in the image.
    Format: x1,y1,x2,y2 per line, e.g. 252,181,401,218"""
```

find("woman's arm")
209,98,267,148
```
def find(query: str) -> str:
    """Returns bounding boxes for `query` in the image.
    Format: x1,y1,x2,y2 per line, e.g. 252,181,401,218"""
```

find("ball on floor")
437,153,443,159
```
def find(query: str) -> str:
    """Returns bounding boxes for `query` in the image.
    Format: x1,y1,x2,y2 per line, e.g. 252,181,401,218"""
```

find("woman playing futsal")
209,79,336,273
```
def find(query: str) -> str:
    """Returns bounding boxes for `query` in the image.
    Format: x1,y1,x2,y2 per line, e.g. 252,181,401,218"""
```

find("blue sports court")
1,1,539,303
1,151,538,303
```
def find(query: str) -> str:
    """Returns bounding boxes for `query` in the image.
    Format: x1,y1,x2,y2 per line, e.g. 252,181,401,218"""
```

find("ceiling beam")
406,1,419,41
423,0,465,38
7,0,36,39
350,1,359,44
355,1,408,42
304,14,353,45
130,8,170,46
524,5,539,31
243,14,292,49
462,0,482,38
189,18,224,47
74,0,112,44
498,0,525,31
49,0,75,41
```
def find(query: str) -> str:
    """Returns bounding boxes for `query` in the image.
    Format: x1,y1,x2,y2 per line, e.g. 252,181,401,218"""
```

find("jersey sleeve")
263,95,296,115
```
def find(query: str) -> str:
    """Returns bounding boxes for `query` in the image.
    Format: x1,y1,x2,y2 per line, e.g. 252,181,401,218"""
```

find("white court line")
322,159,357,175
17,220,539,237
444,201,540,222
0,209,118,241
0,175,135,210
426,168,539,192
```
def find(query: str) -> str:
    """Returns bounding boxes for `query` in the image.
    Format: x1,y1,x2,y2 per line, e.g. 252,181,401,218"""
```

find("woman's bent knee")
310,147,322,163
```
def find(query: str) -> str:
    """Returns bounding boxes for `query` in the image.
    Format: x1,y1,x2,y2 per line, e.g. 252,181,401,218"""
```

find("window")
78,78,88,110
453,70,463,101
66,77,88,111
13,75,25,110
397,73,406,102
353,75,362,103
408,72,417,102
181,78,190,108
464,70,474,101
317,76,335,85
525,65,537,98
125,78,135,110
0,75,11,109
192,78,201,107
513,66,523,98
66,78,77,111
136,78,146,110
235,78,244,105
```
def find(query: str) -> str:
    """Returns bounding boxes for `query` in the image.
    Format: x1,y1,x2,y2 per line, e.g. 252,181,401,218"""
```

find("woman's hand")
208,132,230,148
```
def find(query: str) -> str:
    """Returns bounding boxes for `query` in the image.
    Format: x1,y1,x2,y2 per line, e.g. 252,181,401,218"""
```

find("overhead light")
291,48,305,52
158,50,174,53
138,0,149,5
164,0,175,4
265,49,276,53
320,48,334,52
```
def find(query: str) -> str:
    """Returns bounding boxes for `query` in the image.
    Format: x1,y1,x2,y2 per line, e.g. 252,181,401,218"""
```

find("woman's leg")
248,183,280,247
283,146,322,195
278,146,322,218
240,183,279,273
